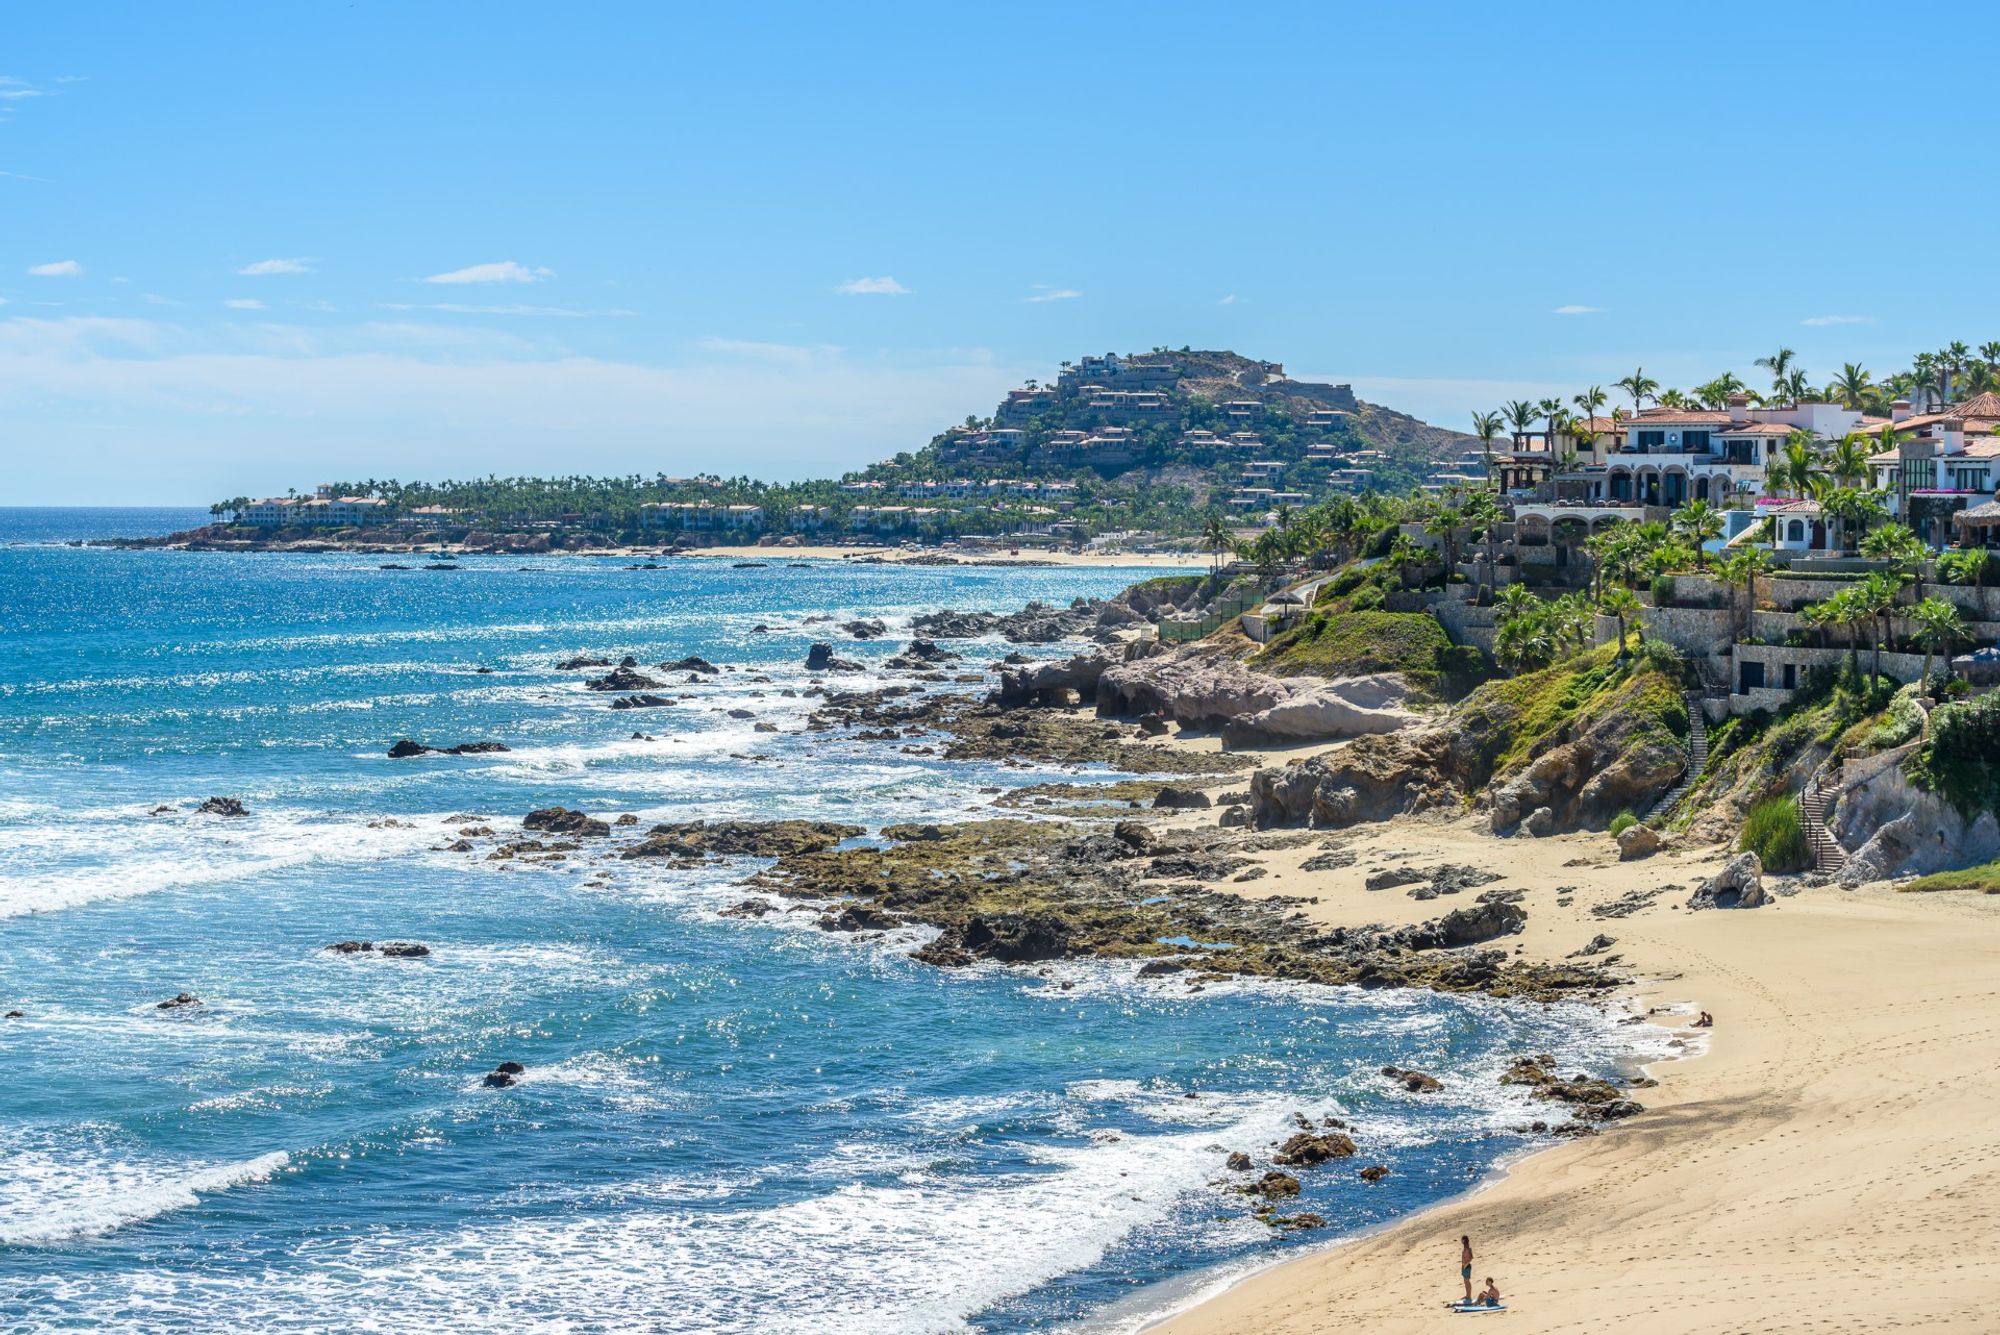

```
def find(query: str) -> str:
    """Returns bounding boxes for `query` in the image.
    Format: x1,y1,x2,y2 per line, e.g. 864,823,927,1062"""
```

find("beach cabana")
1950,500,2000,548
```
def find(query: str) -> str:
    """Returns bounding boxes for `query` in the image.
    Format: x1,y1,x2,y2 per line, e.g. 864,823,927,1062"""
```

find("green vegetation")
1607,810,1639,838
1457,643,1685,776
1740,795,1809,872
1250,609,1487,699
1908,693,2000,818
1900,859,2000,894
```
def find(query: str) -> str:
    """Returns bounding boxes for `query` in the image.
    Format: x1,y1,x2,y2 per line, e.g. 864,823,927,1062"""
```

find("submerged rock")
387,738,511,757
155,992,203,1011
196,796,247,818
1381,1065,1442,1093
585,666,664,692
522,806,612,838
622,819,862,860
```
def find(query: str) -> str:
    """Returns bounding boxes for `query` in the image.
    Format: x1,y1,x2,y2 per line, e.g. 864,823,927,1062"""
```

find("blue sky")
5,2,1999,504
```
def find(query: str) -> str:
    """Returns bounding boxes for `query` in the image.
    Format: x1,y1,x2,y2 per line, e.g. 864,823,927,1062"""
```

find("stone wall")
1429,595,1497,652
1637,604,1735,659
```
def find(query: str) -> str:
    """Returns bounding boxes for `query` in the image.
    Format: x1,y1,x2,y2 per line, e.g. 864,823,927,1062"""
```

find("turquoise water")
0,510,1638,1333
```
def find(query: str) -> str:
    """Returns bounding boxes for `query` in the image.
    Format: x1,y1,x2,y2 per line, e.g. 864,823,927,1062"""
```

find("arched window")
1787,520,1805,542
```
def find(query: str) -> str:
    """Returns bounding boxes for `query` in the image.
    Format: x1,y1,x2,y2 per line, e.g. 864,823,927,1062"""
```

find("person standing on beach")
1459,1235,1474,1304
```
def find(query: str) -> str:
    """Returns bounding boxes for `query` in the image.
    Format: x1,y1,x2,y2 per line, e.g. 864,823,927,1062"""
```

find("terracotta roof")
1768,499,1823,515
1946,391,2000,420
1715,423,1794,436
1626,408,1733,426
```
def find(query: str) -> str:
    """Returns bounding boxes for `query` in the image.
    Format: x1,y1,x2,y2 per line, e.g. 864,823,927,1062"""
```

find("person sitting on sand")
1477,1278,1501,1307
1459,1235,1474,1304
1694,1011,1714,1028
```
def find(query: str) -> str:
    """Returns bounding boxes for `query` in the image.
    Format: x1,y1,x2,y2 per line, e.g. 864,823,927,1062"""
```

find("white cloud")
1023,287,1081,304
237,257,315,276
835,276,909,296
1801,314,1873,327
142,293,174,305
28,260,82,277
1218,294,1239,305
421,261,553,285
0,296,8,307
223,298,266,310
0,89,43,101
1552,304,1601,316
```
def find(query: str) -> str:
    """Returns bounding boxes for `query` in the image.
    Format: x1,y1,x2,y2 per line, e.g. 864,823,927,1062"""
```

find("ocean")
0,508,1647,1333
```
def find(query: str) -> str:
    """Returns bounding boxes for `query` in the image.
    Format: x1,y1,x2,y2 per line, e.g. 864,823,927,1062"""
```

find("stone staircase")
1800,774,1847,874
1645,692,1709,824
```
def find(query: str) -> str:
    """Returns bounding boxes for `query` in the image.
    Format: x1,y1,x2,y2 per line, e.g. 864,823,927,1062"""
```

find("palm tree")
1201,513,1233,575
1716,547,1770,641
1821,487,1886,555
1831,363,1875,412
1657,387,1690,409
1855,571,1901,680
1939,547,1991,591
1912,596,1968,689
1572,385,1608,426
1461,490,1504,601
1672,499,1725,570
1695,373,1748,409
1470,410,1506,487
1824,434,1872,490
1615,369,1658,413
1861,523,1927,599
1387,533,1430,589
1503,400,1539,451
1599,587,1642,660
1423,505,1464,578
1768,430,1822,501
1755,348,1798,400
1537,398,1564,444
1784,368,1813,405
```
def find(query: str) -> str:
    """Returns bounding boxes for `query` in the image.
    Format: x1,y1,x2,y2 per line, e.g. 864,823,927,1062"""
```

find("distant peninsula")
115,348,1477,555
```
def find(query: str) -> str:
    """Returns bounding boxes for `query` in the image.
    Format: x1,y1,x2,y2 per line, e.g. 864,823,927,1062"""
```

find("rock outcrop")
805,643,864,672
1616,824,1663,860
622,819,863,860
197,796,248,817
387,739,511,758
1688,851,1767,909
585,667,663,692
522,806,612,838
1831,763,2000,887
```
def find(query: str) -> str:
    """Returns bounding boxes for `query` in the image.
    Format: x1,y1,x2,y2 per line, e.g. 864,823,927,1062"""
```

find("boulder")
805,643,864,672
1250,1171,1301,1200
1688,851,1766,910
1225,1151,1253,1171
1272,1132,1357,1166
1523,806,1555,837
387,739,511,757
660,656,720,674
555,655,613,670
522,806,612,838
1358,1165,1391,1183
155,992,202,1011
1381,1065,1442,1093
818,904,901,933
841,619,888,640
378,942,431,958
1152,785,1213,811
585,666,664,692
622,819,862,859
196,796,247,818
1616,823,1663,860
1422,900,1526,949
610,694,676,709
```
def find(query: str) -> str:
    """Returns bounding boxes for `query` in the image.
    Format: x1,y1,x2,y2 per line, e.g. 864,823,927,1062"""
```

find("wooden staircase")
1800,774,1847,874
1645,692,1709,824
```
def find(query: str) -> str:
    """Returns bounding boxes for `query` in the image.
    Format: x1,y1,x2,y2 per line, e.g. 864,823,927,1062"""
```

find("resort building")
1864,393,2000,548
993,385,1058,425
238,485,390,527
848,505,947,535
639,502,765,534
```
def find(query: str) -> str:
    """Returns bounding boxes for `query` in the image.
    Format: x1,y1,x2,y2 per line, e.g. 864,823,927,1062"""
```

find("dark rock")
1250,1171,1301,1199
842,619,888,640
1301,850,1357,872
1571,933,1617,957
719,899,777,918
586,667,664,692
555,655,613,670
1365,866,1425,891
155,992,202,1011
1225,1151,1253,1171
495,1060,526,1075
618,656,639,668
609,694,676,709
378,942,430,958
482,1071,517,1088
197,796,247,818
660,656,720,674
1381,1065,1442,1092
388,738,512,757
523,806,612,838
1136,960,1186,977
623,819,862,860
1358,1164,1390,1182
614,814,640,826
805,642,864,672
1423,900,1527,949
818,904,901,932
726,708,756,719
1151,786,1213,811
329,940,373,953
753,721,779,733
1273,1132,1357,1166
1137,712,1172,736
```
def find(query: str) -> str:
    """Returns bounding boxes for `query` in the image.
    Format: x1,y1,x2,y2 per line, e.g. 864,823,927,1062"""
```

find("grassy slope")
1456,643,1687,778
1901,859,2000,893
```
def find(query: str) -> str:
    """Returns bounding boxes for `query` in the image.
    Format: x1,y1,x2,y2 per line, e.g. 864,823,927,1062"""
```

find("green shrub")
1908,693,2000,816
1650,573,1676,606
1740,795,1809,872
1350,583,1385,612
1608,810,1639,838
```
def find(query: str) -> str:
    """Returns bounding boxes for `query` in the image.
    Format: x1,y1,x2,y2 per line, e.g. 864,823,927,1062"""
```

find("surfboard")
1451,1303,1506,1313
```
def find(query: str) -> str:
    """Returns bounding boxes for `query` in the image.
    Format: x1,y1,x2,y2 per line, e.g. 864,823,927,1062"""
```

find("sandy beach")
1136,751,2000,1333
